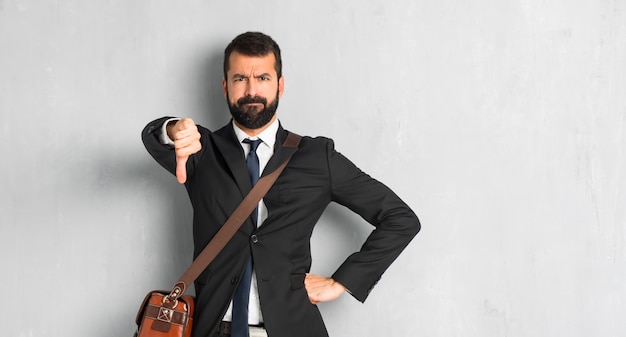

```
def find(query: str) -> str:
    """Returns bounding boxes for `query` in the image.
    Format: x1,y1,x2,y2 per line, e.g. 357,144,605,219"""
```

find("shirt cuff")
158,118,181,145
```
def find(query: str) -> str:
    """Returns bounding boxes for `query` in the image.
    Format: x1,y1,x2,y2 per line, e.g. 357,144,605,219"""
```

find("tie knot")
243,138,263,153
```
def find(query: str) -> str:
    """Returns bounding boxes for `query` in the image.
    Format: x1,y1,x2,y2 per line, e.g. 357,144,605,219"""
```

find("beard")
227,91,279,130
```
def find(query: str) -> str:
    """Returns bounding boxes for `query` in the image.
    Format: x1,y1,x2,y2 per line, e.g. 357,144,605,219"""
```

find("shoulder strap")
165,132,302,302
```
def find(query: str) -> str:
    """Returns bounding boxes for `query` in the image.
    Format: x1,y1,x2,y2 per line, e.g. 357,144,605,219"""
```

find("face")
223,51,284,132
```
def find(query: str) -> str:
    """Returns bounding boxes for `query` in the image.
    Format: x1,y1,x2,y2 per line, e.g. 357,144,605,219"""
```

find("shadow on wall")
87,46,230,337
85,152,193,337
192,43,232,128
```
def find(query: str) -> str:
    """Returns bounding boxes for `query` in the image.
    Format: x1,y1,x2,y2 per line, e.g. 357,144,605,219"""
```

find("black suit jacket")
142,117,420,337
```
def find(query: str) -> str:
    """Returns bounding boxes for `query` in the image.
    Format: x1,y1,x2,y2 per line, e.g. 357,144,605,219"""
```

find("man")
142,32,420,337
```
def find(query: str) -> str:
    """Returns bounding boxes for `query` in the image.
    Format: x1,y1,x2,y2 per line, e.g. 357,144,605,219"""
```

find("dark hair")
223,32,282,79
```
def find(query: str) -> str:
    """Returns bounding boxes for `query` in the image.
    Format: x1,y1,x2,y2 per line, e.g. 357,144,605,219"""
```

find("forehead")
227,51,277,76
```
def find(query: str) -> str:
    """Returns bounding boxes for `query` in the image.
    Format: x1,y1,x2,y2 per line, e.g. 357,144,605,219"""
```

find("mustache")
237,95,267,105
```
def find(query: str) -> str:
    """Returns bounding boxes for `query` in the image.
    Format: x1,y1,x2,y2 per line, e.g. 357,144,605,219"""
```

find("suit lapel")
213,123,252,198
262,126,297,177
213,123,297,197
213,122,299,234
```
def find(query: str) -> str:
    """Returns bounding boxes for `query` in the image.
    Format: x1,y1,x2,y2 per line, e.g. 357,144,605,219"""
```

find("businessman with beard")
142,31,420,337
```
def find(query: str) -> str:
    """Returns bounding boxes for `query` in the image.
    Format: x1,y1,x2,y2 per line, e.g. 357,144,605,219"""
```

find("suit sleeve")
327,139,421,302
141,117,179,176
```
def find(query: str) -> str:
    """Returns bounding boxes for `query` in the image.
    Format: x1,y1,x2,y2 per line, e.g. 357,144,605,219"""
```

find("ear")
222,77,228,98
278,76,285,98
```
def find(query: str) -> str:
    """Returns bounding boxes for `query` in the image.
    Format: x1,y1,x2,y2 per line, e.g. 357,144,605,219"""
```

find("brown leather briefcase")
134,290,195,337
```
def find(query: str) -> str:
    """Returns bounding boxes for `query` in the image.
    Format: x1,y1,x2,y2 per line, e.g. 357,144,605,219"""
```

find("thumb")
176,156,188,184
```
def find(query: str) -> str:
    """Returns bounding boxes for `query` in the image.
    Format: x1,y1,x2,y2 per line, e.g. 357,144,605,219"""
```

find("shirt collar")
232,118,279,150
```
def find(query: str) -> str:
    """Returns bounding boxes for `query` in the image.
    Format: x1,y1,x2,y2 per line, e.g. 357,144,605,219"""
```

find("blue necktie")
232,138,263,337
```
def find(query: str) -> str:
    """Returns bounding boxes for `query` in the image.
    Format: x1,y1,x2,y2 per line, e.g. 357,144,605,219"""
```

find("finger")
174,139,201,158
305,273,324,283
174,117,194,131
305,275,332,288
307,290,319,305
174,126,198,140
176,156,188,184
173,128,201,157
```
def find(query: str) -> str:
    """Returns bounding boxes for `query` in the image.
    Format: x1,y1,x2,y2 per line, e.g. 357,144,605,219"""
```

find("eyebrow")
232,73,273,79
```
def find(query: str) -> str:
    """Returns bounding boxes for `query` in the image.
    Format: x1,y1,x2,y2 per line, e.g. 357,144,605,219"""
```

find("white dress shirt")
223,119,278,324
159,117,279,325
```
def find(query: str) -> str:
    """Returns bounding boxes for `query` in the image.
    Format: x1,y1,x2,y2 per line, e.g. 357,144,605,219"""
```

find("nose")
245,78,258,97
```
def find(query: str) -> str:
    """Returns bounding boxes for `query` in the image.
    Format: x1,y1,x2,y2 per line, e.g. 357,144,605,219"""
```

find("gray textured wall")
1,1,625,336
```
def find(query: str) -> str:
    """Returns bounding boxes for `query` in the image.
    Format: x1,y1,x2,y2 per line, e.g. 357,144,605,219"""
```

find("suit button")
231,277,239,285
251,235,259,243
